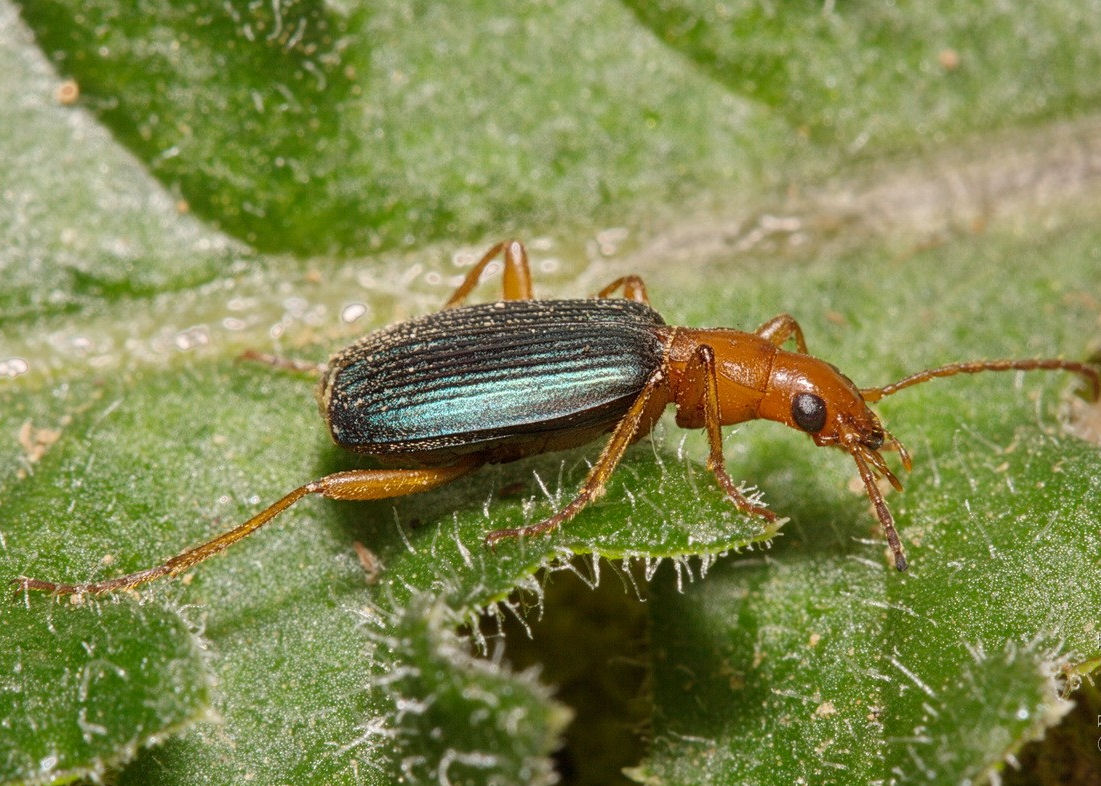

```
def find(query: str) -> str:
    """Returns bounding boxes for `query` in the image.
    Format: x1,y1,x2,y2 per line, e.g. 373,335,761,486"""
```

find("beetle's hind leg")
238,349,325,377
685,344,780,522
484,373,665,545
14,460,479,596
443,240,535,308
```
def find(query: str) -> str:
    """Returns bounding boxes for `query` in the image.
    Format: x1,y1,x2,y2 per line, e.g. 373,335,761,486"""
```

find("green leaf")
0,599,209,784
3,0,1101,784
623,0,1101,150
0,3,244,324
14,0,787,256
364,597,572,786
633,234,1101,784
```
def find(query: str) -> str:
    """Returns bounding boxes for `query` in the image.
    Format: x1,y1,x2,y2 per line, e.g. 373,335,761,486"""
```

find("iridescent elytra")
16,240,1100,594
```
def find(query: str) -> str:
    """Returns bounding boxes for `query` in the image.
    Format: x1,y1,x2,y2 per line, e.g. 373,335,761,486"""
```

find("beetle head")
759,352,883,444
759,350,913,570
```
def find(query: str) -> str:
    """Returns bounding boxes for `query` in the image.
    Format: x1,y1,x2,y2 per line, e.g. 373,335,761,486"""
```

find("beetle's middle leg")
14,459,479,596
484,373,665,545
684,344,779,522
443,240,534,308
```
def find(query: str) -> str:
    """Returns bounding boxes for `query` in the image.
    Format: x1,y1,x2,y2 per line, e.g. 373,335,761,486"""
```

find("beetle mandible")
16,240,1100,594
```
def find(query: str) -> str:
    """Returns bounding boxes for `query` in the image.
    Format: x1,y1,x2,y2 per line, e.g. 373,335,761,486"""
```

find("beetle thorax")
664,328,775,428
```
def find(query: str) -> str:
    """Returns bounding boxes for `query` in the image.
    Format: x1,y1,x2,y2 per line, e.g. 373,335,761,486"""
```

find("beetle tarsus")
238,349,324,377
14,563,175,597
484,492,592,546
13,576,64,594
709,469,778,522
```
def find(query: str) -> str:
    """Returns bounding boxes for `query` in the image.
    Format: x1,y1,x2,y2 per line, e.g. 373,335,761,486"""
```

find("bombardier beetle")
16,240,1100,595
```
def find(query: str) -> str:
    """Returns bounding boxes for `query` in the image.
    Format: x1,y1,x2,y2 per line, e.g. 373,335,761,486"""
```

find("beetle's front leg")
443,240,534,308
755,313,808,354
14,459,479,596
684,344,779,522
484,372,665,545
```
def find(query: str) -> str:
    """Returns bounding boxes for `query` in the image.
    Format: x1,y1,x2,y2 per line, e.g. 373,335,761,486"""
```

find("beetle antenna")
851,448,908,571
861,358,1099,403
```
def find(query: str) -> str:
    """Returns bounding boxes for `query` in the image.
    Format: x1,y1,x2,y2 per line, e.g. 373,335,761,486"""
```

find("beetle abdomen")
320,299,666,456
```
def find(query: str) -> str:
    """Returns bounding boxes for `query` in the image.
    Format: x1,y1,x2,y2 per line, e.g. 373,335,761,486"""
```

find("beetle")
15,240,1100,594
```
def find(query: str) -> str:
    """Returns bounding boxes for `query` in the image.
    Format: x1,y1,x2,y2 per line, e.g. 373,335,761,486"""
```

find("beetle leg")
595,275,650,304
689,344,780,522
238,349,325,377
14,459,479,596
754,313,809,354
443,240,534,308
484,372,665,545
851,448,908,571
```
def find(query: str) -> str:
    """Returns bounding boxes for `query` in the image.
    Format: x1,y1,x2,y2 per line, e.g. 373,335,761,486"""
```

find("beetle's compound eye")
791,392,827,433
